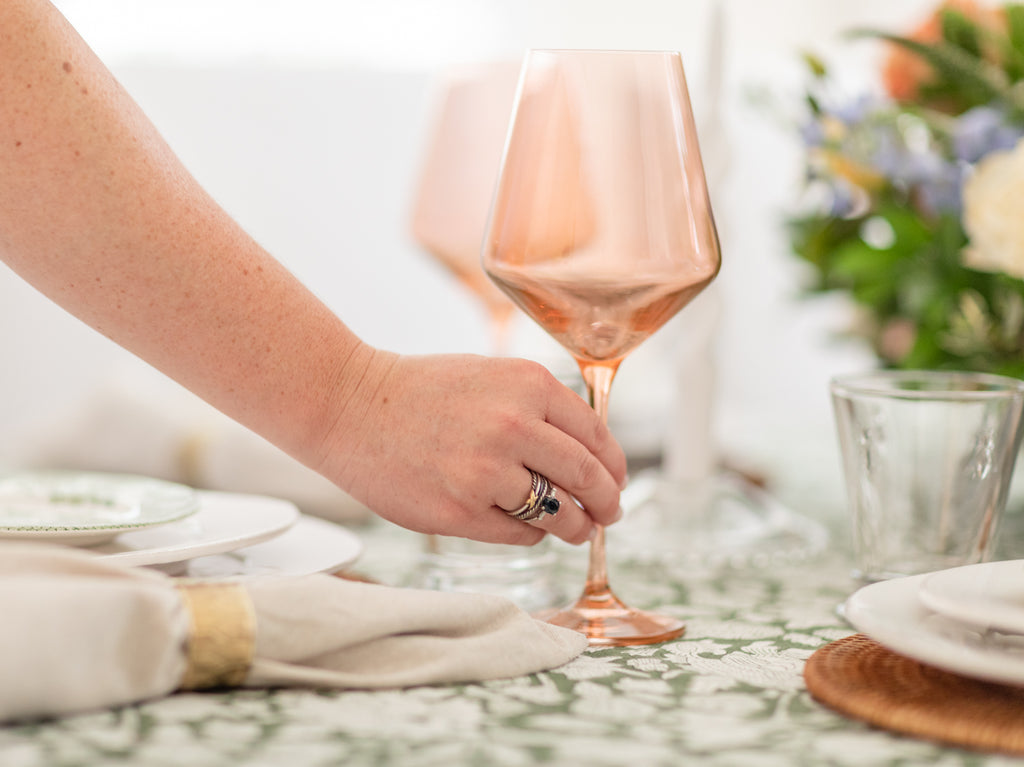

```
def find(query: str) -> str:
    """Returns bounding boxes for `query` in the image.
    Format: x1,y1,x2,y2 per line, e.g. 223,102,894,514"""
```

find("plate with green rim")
0,470,199,546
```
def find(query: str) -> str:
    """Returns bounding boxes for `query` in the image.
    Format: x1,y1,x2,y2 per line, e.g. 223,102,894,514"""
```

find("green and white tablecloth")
4,486,1024,767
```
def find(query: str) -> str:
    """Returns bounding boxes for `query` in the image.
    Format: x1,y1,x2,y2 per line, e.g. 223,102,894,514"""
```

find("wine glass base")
536,590,685,647
618,470,829,569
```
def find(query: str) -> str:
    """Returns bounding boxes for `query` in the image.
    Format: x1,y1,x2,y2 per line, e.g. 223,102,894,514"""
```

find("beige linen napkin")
0,543,586,723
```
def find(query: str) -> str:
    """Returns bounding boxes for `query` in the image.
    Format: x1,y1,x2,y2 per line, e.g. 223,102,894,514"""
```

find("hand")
316,349,628,546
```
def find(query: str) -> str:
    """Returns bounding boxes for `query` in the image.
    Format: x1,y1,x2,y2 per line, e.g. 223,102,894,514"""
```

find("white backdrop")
0,0,936,487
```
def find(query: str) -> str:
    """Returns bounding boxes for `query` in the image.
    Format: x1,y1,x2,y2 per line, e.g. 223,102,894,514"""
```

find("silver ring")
505,470,561,522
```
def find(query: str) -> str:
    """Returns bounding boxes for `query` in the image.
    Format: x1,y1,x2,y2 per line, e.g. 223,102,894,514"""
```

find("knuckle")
570,448,603,491
511,359,557,399
587,417,614,456
518,357,553,384
494,409,530,440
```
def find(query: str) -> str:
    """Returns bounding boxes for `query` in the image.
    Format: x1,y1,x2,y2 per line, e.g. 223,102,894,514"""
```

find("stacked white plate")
0,470,362,578
845,559,1024,686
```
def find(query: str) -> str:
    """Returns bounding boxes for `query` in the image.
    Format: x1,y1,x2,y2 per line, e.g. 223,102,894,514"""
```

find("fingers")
493,467,609,546
514,419,624,527
543,377,628,492
538,381,627,526
517,484,595,545
493,363,626,532
461,511,548,546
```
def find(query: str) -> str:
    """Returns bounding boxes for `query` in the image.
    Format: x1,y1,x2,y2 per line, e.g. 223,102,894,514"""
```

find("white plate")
162,514,363,578
0,471,199,546
91,490,299,567
845,573,1024,686
919,559,1024,634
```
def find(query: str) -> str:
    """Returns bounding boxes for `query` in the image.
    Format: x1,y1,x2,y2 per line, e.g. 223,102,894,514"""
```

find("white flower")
962,137,1024,280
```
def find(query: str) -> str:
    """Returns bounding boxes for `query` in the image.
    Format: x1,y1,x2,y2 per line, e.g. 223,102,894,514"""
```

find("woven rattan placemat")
804,633,1024,755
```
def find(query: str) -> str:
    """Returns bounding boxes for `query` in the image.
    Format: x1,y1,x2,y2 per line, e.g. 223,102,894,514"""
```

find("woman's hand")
316,348,628,546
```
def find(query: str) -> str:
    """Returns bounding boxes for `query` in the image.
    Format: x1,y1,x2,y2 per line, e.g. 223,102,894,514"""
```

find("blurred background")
0,0,942,521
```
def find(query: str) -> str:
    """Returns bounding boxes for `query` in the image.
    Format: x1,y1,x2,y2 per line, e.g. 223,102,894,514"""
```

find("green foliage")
788,2,1024,374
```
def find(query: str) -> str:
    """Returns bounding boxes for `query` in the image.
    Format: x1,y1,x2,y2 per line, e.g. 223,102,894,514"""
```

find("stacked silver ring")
505,469,561,522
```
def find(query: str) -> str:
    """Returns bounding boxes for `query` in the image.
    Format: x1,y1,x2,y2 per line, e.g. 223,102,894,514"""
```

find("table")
3,483,1024,767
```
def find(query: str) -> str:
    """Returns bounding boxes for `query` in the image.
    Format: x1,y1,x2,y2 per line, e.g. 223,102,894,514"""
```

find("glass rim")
524,48,682,58
830,369,1024,400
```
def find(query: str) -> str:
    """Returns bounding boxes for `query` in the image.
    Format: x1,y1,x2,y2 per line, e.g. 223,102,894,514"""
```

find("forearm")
0,0,371,471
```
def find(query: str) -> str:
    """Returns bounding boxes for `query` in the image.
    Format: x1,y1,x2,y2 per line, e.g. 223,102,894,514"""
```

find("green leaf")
830,240,901,283
877,205,932,252
850,28,1024,111
995,360,1024,379
940,7,983,57
890,35,1008,99
787,214,864,277
1007,5,1024,55
800,51,828,78
1001,5,1024,81
901,329,946,369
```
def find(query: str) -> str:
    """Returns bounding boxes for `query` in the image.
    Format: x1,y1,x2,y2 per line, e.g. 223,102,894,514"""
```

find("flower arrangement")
789,0,1024,375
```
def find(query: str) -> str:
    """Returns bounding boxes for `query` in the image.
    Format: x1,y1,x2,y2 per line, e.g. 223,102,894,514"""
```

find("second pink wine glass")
408,61,565,612
410,61,521,354
483,50,721,645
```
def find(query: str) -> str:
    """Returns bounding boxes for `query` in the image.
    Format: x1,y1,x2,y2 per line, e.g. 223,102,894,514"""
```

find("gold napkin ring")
504,469,560,522
176,581,256,690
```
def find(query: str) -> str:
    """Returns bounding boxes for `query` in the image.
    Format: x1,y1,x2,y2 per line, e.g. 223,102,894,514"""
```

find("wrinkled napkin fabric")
0,543,587,723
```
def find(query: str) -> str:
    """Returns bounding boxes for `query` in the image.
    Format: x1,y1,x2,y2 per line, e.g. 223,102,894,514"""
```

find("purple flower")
800,117,825,147
828,180,858,217
870,127,916,180
916,159,965,216
831,93,878,126
953,107,1024,163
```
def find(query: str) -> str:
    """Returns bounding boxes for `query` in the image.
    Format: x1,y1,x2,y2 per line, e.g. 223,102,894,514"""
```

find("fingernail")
619,472,630,490
587,525,598,541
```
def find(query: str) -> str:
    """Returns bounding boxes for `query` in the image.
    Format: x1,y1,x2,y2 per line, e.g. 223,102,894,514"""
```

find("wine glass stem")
489,314,512,357
580,361,620,598
484,299,517,357
586,525,609,595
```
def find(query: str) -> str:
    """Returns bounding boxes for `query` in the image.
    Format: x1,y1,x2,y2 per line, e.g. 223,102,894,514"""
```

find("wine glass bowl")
483,49,721,646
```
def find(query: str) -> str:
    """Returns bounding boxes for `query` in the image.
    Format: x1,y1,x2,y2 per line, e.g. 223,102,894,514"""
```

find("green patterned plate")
0,470,199,546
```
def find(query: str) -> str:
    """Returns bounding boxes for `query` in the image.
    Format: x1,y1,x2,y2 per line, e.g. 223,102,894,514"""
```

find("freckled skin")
0,0,627,546
0,0,357,465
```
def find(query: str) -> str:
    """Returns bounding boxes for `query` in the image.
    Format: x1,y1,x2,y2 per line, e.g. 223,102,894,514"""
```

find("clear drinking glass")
483,50,721,645
831,370,1024,584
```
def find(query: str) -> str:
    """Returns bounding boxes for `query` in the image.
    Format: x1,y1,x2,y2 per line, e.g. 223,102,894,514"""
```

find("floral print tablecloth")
3,506,1024,767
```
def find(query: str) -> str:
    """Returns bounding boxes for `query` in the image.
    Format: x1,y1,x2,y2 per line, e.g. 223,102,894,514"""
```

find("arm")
0,0,353,462
0,0,626,545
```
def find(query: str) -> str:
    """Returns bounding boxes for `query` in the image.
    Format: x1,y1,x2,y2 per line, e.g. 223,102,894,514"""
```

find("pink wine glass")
483,50,721,645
